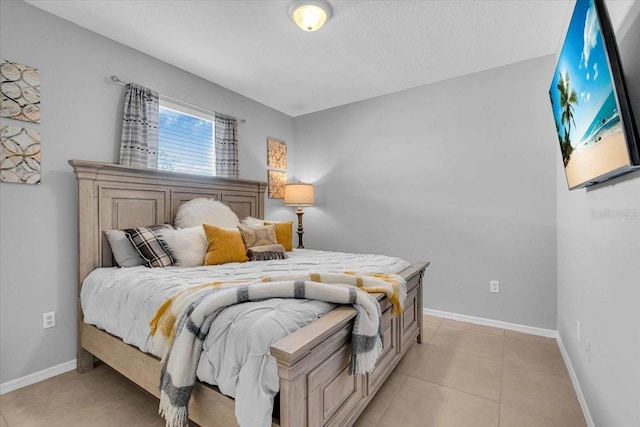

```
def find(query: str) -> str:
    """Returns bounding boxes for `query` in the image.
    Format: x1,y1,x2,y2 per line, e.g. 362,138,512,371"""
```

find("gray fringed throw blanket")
247,243,288,261
149,272,406,427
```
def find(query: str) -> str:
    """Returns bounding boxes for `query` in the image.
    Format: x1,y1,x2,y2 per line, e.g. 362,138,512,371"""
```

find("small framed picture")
268,170,286,199
1,60,41,123
267,138,287,170
1,125,41,184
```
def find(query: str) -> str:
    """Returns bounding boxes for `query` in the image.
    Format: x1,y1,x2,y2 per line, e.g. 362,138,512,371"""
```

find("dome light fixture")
289,0,332,32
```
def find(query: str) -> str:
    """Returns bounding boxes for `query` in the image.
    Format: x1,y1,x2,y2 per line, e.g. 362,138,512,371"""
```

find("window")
158,98,216,176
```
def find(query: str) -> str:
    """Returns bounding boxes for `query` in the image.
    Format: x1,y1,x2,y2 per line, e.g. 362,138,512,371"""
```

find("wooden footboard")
271,262,427,427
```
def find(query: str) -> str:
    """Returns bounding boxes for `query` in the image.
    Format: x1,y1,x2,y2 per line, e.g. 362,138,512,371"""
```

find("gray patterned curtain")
214,113,239,179
119,83,159,168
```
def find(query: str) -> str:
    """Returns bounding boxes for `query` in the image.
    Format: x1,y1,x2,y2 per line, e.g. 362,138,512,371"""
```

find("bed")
69,159,429,427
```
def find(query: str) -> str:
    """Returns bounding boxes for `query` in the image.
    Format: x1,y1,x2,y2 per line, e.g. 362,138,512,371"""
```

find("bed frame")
69,160,429,427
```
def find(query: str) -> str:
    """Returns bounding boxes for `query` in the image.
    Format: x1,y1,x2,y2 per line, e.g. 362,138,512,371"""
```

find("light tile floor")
356,315,586,427
0,315,586,427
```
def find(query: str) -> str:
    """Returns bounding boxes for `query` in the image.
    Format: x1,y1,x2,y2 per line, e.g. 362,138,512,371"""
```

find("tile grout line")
441,319,505,337
503,333,560,347
499,402,585,426
404,374,502,406
374,373,410,427
499,366,585,425
374,317,579,426
368,318,438,427
408,318,505,405
509,354,571,382
502,332,573,380
430,326,504,362
501,327,579,424
400,344,501,403
426,342,503,363
429,319,578,425
429,318,569,379
501,359,573,382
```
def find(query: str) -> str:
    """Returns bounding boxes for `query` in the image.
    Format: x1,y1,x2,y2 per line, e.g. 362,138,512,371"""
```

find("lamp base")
296,208,305,249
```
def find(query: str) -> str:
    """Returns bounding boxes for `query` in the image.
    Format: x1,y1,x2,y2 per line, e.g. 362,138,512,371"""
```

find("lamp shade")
289,1,332,32
284,183,314,206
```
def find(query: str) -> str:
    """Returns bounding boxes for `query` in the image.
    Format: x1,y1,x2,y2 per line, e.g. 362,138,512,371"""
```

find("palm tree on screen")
557,72,578,165
557,72,579,145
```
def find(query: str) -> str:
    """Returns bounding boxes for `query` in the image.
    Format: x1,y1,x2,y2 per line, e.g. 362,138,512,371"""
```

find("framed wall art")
1,60,41,124
267,137,287,170
1,124,41,184
268,170,286,199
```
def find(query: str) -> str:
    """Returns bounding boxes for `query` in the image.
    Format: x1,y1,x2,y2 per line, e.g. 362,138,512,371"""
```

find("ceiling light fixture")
289,0,332,32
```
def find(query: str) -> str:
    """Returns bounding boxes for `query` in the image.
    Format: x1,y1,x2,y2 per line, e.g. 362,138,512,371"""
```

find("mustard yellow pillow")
203,224,248,265
237,224,278,249
264,221,293,251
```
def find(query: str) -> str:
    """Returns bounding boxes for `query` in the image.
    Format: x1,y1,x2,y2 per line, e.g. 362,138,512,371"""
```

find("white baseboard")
556,334,595,427
423,308,557,338
1,359,76,395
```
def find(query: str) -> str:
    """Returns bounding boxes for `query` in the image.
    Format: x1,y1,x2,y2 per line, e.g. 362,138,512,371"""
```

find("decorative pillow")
124,225,176,268
157,226,207,268
264,221,294,252
247,244,288,261
237,224,278,249
241,216,265,227
203,224,248,265
174,198,239,228
104,229,146,267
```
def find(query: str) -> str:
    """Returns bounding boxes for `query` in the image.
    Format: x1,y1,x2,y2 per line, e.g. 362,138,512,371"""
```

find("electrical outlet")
576,321,581,342
43,312,56,329
490,280,500,293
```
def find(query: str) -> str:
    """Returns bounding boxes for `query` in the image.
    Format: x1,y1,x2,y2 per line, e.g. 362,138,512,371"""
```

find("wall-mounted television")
550,0,640,190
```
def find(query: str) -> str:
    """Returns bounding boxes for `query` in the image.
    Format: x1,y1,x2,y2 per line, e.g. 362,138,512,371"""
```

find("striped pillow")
124,225,175,268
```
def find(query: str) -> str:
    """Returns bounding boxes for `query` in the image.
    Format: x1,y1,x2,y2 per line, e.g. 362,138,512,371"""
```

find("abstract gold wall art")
1,60,41,123
1,125,41,184
267,138,287,170
268,170,286,199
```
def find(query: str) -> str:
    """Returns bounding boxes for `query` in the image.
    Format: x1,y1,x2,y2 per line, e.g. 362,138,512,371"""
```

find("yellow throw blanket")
149,272,406,427
149,271,405,359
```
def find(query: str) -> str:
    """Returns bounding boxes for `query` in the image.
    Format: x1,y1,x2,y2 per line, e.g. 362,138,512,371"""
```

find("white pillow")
158,226,207,267
241,216,265,227
174,198,240,229
104,230,146,267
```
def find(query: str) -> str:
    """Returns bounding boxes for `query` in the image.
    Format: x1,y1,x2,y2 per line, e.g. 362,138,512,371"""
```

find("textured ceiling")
26,0,634,117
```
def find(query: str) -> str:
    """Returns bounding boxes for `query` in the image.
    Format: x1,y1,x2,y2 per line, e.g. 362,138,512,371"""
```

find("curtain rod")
110,75,246,124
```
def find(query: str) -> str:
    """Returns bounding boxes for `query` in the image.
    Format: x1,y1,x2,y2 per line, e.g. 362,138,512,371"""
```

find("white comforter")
81,249,410,427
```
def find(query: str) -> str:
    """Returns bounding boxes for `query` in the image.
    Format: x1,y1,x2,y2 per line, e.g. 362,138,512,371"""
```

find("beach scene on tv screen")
550,0,629,188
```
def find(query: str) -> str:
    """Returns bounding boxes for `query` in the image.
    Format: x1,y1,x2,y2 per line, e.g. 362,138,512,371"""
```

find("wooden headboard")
69,160,267,287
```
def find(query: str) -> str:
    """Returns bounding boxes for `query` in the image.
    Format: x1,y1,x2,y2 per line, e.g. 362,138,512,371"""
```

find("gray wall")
556,2,640,426
4,8,638,426
294,56,559,329
0,1,294,384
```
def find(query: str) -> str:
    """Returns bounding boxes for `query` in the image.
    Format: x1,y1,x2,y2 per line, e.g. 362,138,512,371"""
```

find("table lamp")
284,183,314,249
